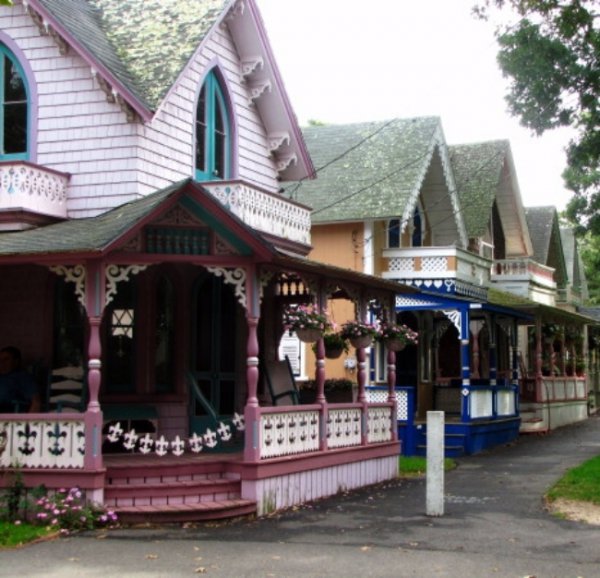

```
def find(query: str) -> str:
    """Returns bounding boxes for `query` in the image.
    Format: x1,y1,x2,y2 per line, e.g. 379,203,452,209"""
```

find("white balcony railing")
491,258,556,290
202,181,311,246
0,161,69,222
382,246,491,292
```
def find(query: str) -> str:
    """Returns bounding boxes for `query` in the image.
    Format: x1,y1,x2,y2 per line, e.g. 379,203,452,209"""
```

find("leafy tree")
476,1,599,234
577,231,600,304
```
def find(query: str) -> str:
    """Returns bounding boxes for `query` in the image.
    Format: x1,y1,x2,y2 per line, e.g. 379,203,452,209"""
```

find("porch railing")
525,376,588,403
381,246,491,297
253,401,395,460
433,382,519,421
0,414,85,469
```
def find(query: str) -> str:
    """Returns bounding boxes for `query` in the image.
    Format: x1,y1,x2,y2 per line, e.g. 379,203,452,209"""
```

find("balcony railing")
0,161,69,223
202,181,311,246
382,246,491,298
491,258,556,290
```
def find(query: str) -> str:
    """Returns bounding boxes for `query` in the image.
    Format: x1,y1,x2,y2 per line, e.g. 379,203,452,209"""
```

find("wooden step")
114,499,257,524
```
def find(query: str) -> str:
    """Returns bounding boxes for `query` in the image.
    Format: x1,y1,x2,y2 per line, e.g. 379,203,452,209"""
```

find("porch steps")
104,457,256,523
415,432,466,458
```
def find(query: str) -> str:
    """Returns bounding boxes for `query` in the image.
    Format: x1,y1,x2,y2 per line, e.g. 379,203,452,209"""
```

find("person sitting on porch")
0,346,40,413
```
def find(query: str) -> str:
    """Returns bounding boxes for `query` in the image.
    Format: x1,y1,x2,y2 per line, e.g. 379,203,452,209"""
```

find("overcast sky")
256,0,575,211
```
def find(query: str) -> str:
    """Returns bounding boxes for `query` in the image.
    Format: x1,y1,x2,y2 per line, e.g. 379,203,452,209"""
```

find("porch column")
357,345,367,402
469,320,484,379
460,308,471,422
387,348,398,441
245,316,260,407
315,337,326,405
511,319,519,387
83,261,105,471
535,317,543,401
244,267,261,462
488,317,497,386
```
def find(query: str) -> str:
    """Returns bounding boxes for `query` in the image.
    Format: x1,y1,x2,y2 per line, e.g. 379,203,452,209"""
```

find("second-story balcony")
202,180,311,248
382,245,491,300
491,258,556,306
0,161,70,231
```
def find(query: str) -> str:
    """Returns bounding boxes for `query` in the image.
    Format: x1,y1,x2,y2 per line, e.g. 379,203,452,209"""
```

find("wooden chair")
264,356,299,406
46,366,86,412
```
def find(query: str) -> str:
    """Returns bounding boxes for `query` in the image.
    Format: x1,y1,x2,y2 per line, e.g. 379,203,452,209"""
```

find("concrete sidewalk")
2,415,600,577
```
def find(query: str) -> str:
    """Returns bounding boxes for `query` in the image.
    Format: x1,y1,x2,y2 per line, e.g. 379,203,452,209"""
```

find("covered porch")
0,180,408,520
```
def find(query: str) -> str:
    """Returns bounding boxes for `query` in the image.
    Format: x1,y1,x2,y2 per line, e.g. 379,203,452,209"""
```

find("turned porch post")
84,260,105,471
387,348,398,441
460,308,471,422
244,267,261,462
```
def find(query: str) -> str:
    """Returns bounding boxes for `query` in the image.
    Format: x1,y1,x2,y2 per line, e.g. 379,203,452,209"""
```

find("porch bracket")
442,309,461,336
206,266,247,310
49,264,86,308
105,264,148,306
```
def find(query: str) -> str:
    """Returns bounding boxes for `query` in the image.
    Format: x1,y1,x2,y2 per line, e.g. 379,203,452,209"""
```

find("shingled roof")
449,140,509,238
283,117,446,224
35,0,229,110
525,206,558,265
0,181,183,256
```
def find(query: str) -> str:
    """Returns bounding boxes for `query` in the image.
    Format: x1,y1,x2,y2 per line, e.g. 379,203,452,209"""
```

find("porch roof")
395,290,533,320
0,178,415,299
488,288,598,326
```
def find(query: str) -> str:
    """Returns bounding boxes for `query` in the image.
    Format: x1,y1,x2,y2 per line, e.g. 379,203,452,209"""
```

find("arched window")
412,206,422,247
195,70,230,181
387,218,400,248
0,44,28,159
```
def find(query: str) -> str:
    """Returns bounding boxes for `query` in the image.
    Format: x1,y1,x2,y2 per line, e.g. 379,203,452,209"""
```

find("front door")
190,274,238,435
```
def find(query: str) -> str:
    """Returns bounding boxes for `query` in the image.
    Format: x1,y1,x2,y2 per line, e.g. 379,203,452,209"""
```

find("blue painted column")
460,307,471,423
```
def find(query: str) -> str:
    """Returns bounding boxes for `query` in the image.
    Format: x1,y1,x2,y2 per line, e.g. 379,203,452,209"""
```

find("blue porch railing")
367,382,520,456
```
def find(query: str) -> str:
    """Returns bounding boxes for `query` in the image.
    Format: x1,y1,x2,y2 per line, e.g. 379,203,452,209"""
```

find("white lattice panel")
260,410,320,459
366,389,388,404
367,407,392,443
469,390,493,418
327,408,362,449
0,419,85,468
396,390,409,421
496,390,516,416
387,257,415,273
421,256,448,273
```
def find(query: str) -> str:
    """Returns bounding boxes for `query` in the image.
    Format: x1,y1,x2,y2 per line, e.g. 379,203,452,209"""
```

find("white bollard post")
426,410,445,516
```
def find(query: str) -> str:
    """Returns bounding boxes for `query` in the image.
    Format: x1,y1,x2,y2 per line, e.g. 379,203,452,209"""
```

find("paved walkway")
2,414,600,578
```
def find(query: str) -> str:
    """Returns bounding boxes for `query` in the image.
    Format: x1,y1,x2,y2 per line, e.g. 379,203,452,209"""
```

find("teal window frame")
195,71,230,181
0,43,29,160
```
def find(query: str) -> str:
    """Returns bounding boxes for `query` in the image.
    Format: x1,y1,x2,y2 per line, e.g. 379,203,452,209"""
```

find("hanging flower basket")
321,332,349,359
296,327,323,343
283,304,331,343
384,338,406,352
340,320,378,350
325,345,345,359
376,323,418,351
349,334,374,349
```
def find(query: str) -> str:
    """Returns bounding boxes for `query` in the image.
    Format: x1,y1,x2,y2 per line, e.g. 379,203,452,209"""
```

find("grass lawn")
546,454,600,505
0,521,55,549
399,456,456,477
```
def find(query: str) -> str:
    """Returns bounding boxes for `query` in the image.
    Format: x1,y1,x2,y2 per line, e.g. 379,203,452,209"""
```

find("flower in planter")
340,320,379,340
376,323,418,346
283,304,332,333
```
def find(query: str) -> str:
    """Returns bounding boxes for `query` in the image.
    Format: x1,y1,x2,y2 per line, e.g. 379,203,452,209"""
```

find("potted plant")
340,320,378,349
283,304,331,342
376,323,418,351
315,332,349,359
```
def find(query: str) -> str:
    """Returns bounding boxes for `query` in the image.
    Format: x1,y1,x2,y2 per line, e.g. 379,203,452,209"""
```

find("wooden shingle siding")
0,4,281,218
